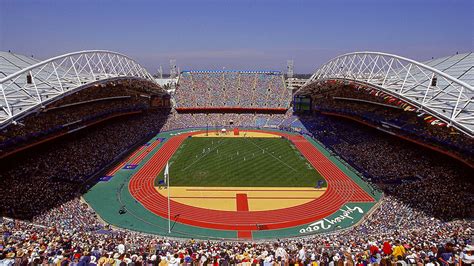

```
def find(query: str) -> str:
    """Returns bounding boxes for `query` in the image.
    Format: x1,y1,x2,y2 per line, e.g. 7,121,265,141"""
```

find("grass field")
154,137,326,187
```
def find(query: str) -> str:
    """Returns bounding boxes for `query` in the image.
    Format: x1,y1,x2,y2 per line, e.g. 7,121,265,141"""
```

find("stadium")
1,1,473,265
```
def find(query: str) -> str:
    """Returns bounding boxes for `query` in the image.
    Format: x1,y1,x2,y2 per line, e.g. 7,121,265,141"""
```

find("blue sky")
0,0,472,74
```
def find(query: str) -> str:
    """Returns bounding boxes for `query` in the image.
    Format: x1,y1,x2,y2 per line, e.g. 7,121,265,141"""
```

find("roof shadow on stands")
0,83,171,220
297,112,474,221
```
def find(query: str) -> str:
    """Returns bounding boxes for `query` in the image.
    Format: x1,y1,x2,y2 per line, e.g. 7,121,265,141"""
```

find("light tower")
170,59,177,79
287,60,294,78
157,65,163,79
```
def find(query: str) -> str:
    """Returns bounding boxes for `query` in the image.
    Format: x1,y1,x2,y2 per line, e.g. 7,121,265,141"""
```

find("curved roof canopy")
0,50,162,127
298,52,474,137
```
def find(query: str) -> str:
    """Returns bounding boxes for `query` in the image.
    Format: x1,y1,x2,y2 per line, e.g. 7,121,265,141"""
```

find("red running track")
128,130,374,231
129,140,162,165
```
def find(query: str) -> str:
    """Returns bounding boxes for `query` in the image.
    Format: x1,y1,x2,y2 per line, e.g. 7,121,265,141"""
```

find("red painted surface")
237,230,253,239
236,194,249,212
128,130,374,231
236,194,251,239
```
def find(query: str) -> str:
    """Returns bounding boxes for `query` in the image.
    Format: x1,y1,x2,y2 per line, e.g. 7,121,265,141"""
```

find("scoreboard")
293,95,312,112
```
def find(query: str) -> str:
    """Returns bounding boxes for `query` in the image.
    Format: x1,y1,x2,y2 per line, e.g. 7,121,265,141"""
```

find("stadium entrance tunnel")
84,128,380,240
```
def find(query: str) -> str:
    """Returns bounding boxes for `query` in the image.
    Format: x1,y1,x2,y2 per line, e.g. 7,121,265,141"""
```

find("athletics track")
128,130,374,239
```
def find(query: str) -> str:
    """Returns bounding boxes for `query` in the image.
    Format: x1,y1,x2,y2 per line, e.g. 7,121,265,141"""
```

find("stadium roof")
422,53,473,86
0,52,41,78
298,52,474,137
0,50,162,128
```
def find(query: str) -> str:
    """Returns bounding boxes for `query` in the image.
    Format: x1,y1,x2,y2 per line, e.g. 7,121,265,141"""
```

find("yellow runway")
156,186,326,211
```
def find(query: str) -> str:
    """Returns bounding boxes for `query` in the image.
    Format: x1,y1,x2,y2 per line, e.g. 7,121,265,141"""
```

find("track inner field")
128,130,374,231
156,136,324,188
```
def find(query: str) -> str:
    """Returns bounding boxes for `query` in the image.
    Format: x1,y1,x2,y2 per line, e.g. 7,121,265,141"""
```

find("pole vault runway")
128,130,374,239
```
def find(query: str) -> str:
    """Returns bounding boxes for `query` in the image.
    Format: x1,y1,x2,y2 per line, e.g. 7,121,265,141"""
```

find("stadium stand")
1,107,473,264
304,84,474,167
1,202,473,265
298,113,473,219
0,109,170,217
163,109,293,130
1,50,473,265
174,70,291,110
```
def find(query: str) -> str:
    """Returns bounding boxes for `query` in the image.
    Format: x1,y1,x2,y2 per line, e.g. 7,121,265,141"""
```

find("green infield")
155,137,326,187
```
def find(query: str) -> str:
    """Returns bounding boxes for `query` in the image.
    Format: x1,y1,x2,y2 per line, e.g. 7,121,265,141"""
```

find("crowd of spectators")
174,71,291,109
1,80,474,265
307,85,474,164
298,113,473,219
1,107,472,264
1,195,472,265
0,109,170,219
162,110,294,131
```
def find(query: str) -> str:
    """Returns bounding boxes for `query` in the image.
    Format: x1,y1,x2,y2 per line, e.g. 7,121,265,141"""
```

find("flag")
164,162,169,185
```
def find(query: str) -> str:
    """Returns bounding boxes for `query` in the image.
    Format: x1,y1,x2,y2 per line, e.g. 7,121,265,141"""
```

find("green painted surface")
252,202,374,239
84,128,379,240
84,129,238,239
155,137,325,187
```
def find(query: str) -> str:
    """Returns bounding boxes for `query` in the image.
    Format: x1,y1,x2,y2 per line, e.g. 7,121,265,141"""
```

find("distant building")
285,77,307,92
155,78,178,93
